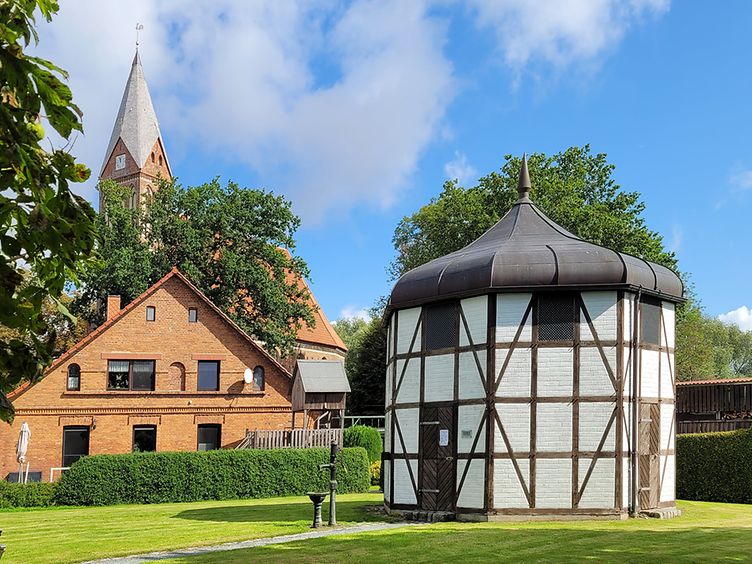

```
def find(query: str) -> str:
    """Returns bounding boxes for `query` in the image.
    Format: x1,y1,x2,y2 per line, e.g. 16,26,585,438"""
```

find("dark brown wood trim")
494,395,617,404
615,291,624,509
572,298,581,508
418,306,426,510
494,340,622,350
530,296,538,508
393,343,487,361
390,310,398,507
485,294,496,512
493,451,618,459
454,506,487,514
456,452,488,460
389,453,420,460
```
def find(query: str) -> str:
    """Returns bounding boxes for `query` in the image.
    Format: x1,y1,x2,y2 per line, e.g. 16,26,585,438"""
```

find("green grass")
3,495,752,563
170,500,752,564
0,493,384,564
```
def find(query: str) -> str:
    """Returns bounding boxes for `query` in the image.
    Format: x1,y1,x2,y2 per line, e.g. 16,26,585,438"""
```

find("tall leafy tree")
392,146,677,279
76,179,315,355
0,0,97,422
342,318,386,415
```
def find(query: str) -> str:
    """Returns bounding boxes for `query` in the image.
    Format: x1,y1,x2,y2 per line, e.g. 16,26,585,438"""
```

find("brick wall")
1,274,294,481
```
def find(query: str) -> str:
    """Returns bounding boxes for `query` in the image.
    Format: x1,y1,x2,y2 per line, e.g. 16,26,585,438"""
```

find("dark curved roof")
389,157,684,309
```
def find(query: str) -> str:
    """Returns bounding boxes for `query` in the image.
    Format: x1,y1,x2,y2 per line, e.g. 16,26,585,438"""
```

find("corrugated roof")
389,156,684,310
100,51,171,176
294,360,351,393
676,377,752,386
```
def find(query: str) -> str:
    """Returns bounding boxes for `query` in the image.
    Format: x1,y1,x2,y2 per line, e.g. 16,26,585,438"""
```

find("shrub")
676,427,752,503
370,460,381,487
54,447,370,506
0,481,56,509
343,425,382,463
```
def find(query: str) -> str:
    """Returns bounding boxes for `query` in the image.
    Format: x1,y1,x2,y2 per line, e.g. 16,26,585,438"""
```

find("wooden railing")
344,415,385,432
235,428,343,450
677,419,752,434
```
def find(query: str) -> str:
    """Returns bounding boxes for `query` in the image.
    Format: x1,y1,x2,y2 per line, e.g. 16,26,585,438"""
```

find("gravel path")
84,521,413,563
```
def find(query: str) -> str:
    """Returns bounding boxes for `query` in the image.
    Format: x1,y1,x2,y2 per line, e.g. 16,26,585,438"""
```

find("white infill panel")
425,354,454,402
494,458,530,509
622,402,632,455
460,296,488,346
393,459,417,505
622,346,634,401
580,291,617,341
456,459,485,509
660,352,674,401
579,346,616,396
496,293,532,343
396,308,421,354
662,302,675,348
458,404,486,453
459,351,486,400
395,358,420,404
641,350,660,398
384,412,392,452
383,460,390,500
535,458,572,509
661,403,675,451
496,404,530,454
537,348,573,397
577,458,615,509
387,316,393,361
660,454,675,502
578,402,616,452
496,347,531,397
385,361,393,407
623,295,635,343
393,408,419,453
537,403,572,452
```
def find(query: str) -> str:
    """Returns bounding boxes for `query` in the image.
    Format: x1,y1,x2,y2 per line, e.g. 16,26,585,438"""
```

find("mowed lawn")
170,500,752,564
0,493,385,564
2,496,752,564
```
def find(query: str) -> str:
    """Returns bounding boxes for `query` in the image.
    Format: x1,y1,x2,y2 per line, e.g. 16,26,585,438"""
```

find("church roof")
101,51,170,176
389,156,684,309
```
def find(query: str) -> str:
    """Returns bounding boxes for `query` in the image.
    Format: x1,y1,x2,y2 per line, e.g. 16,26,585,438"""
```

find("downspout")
629,288,642,516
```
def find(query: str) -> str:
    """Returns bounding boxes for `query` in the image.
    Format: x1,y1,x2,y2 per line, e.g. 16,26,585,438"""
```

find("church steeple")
100,50,171,209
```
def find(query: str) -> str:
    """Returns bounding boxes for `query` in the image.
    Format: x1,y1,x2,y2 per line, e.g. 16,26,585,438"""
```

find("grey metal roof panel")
389,161,684,308
295,360,351,393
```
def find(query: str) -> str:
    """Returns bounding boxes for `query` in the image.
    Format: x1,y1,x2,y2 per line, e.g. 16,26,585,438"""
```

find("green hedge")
54,447,370,506
0,481,56,509
343,425,382,463
677,427,752,503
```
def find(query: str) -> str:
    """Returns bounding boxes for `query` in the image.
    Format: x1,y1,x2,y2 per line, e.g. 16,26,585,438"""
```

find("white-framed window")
115,154,126,170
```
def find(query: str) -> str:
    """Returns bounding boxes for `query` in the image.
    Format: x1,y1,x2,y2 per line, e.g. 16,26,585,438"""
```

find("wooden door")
419,405,455,511
638,402,660,509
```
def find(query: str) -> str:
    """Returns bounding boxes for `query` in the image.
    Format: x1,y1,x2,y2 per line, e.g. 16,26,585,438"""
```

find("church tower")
99,51,171,210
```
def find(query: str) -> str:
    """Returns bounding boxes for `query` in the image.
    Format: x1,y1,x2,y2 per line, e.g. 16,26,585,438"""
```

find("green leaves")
0,0,98,422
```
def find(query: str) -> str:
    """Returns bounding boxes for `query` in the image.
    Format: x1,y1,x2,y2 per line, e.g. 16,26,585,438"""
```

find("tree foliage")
75,179,315,354
392,146,676,278
0,0,97,422
332,317,370,350
342,317,386,415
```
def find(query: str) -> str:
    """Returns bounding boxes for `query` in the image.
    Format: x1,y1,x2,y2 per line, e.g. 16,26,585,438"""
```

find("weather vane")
136,23,144,49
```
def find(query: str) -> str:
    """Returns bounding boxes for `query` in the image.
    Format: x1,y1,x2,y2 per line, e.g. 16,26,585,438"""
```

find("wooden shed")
383,156,684,521
291,360,351,431
676,377,752,434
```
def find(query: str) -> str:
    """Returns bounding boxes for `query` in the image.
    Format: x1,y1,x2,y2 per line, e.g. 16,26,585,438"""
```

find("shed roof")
294,360,351,393
389,156,684,309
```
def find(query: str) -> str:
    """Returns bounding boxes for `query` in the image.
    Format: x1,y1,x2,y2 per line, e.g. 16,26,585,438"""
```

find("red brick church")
0,52,347,482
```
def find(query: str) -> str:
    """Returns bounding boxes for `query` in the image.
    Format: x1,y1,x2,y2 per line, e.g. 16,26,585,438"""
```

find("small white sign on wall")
439,429,449,447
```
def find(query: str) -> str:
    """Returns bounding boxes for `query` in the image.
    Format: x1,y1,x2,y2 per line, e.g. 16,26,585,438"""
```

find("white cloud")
669,224,682,252
34,1,454,222
719,306,752,331
444,151,477,185
338,305,372,321
730,170,752,192
469,0,669,70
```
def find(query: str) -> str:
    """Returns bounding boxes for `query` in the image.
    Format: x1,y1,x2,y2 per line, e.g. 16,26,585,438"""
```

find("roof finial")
517,153,532,203
135,23,144,50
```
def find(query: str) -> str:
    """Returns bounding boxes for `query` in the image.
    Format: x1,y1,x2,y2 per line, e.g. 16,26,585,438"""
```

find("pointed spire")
100,49,169,177
516,153,532,203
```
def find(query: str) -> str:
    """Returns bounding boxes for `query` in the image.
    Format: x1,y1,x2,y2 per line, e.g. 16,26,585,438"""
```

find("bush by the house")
343,425,382,463
676,427,752,503
0,481,56,509
54,447,370,506
370,460,381,487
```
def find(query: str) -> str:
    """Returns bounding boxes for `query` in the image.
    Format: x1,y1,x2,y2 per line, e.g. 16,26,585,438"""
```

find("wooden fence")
677,419,752,435
235,428,343,450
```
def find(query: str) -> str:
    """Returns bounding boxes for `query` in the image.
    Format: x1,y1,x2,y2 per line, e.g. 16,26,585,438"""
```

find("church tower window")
115,154,126,170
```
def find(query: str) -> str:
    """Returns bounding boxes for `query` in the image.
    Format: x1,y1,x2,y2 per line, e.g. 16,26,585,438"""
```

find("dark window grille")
538,295,575,341
133,425,157,452
198,361,220,391
67,364,81,391
641,297,661,345
197,424,221,451
425,302,457,351
62,426,89,467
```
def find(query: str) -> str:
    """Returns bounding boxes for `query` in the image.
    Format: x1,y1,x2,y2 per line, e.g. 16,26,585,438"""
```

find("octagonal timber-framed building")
382,157,684,520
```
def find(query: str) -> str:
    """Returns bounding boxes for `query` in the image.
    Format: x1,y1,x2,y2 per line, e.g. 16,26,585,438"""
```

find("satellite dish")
243,368,253,384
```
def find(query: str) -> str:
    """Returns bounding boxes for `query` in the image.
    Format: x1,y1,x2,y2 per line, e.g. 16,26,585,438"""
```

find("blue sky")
37,1,751,328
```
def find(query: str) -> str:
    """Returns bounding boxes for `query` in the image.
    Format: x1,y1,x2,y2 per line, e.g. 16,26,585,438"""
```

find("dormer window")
115,154,126,170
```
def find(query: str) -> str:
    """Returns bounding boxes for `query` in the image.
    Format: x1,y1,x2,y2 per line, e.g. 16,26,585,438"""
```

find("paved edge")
84,522,414,563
